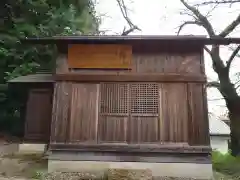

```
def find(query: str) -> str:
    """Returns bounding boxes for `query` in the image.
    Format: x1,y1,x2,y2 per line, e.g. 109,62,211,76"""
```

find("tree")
115,0,141,35
178,0,240,156
0,0,100,136
195,0,240,6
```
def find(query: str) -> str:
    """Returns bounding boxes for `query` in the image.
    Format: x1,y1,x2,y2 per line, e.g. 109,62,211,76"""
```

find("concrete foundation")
0,143,46,156
48,160,213,179
18,143,46,153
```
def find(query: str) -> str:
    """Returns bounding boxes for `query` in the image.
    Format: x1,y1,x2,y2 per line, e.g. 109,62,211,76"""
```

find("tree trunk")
217,68,240,156
228,100,240,156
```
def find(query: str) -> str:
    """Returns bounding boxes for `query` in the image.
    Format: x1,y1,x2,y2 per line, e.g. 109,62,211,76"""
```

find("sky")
95,0,240,119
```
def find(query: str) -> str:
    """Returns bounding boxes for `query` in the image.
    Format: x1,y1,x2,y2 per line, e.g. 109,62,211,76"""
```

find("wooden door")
24,89,52,143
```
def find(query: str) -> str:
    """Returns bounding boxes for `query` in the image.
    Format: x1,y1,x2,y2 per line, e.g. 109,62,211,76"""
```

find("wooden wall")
51,47,209,146
50,82,209,145
56,53,204,75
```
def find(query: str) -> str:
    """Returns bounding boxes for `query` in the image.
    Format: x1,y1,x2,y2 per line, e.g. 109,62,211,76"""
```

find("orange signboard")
68,44,132,69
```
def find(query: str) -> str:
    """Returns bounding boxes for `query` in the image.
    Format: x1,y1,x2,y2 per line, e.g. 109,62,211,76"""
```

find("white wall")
210,136,229,154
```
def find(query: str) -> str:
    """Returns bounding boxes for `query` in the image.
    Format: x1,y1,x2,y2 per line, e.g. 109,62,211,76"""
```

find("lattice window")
130,83,159,115
100,83,129,114
100,83,159,116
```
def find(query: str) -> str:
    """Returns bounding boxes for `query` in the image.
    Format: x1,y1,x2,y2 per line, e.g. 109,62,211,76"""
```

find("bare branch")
204,46,211,54
121,27,139,35
180,11,198,19
208,98,225,101
180,0,216,36
235,79,240,89
234,79,240,90
205,3,219,18
219,14,240,37
195,0,240,6
116,0,141,35
179,0,226,71
207,81,221,89
116,0,131,26
229,46,240,58
226,45,240,70
234,79,240,85
177,21,203,35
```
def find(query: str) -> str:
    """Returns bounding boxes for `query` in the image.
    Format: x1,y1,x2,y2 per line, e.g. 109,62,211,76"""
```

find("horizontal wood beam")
48,151,211,164
54,74,207,83
49,143,211,154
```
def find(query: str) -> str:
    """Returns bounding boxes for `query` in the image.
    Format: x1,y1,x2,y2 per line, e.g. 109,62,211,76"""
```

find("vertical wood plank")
202,85,211,145
95,84,100,141
69,83,98,142
98,116,127,142
159,83,169,142
127,116,158,143
51,82,72,143
160,83,188,143
187,83,209,145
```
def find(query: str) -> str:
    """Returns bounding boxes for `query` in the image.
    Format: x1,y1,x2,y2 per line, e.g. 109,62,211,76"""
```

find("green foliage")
1,0,100,135
212,150,240,177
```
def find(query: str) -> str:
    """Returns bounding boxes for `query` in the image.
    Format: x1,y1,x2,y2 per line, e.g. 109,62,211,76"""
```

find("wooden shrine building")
8,35,240,179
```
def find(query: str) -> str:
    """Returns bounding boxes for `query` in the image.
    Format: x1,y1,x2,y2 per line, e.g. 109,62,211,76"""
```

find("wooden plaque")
68,44,132,69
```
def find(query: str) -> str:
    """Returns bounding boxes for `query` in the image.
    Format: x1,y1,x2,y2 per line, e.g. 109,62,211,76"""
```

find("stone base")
18,143,46,153
48,160,213,179
0,143,47,156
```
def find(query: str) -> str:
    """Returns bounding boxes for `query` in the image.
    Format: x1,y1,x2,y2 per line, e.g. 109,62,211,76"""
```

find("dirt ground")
0,153,47,180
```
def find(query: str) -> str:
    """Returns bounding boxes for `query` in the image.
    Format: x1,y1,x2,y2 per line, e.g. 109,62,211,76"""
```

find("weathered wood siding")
51,82,72,142
50,82,209,145
127,116,159,143
98,116,127,142
131,54,202,74
159,84,188,143
187,83,209,145
56,52,203,75
69,83,98,142
51,48,209,146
